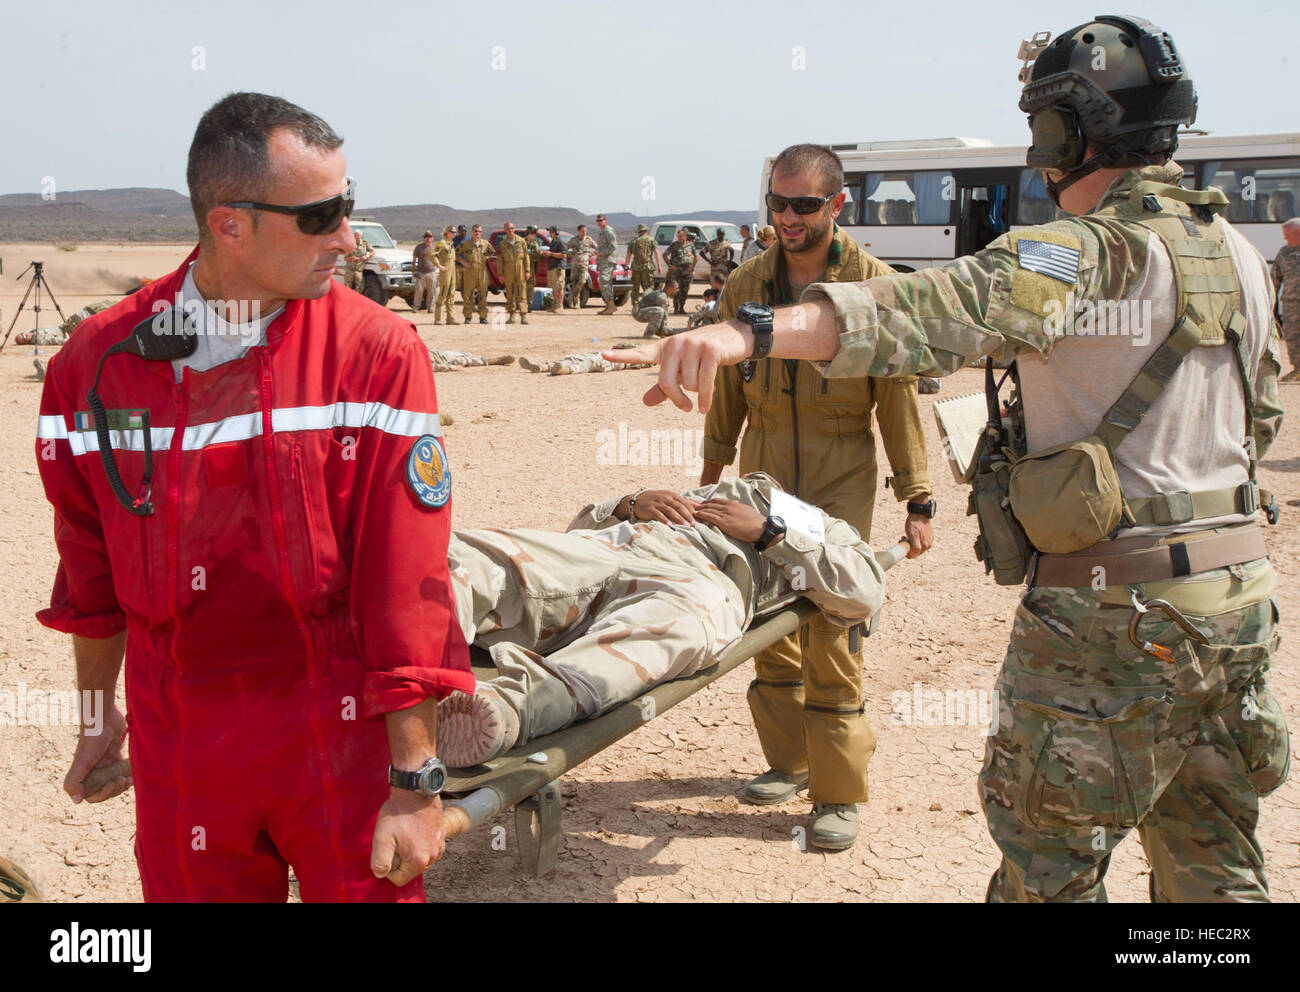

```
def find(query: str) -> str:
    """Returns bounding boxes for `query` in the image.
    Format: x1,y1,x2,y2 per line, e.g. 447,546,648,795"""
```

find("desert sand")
1,242,1296,903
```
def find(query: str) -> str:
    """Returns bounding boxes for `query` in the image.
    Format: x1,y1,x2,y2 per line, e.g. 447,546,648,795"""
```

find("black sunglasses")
765,190,836,215
226,177,356,235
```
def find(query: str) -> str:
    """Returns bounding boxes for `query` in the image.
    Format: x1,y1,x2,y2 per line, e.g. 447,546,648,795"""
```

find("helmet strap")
1045,147,1119,206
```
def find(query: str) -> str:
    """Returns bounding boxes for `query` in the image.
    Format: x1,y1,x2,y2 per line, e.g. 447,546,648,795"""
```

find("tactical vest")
972,180,1277,585
1087,180,1271,529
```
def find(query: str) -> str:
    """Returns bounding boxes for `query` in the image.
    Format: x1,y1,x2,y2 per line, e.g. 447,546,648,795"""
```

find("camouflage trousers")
633,306,669,338
413,272,436,311
449,524,747,743
631,265,655,308
434,270,457,322
597,258,616,305
981,574,1288,902
428,349,498,372
1279,294,1300,368
548,267,565,309
33,326,69,346
569,264,590,305
345,267,365,292
668,267,691,312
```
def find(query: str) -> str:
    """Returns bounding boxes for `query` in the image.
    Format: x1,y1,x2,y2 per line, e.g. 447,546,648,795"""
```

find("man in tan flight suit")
457,224,495,324
498,221,530,325
700,144,934,850
433,225,458,324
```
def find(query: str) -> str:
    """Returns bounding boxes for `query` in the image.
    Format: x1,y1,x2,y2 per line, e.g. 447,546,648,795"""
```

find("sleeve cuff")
700,437,737,466
801,282,881,379
36,605,126,639
566,497,622,531
890,474,934,501
361,666,477,719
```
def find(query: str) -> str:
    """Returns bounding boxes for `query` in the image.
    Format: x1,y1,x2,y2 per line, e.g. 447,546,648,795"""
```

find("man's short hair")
547,224,559,233
577,224,587,232
1284,217,1300,233
741,224,751,234
423,230,434,238
770,143,844,197
187,92,343,242
703,288,718,301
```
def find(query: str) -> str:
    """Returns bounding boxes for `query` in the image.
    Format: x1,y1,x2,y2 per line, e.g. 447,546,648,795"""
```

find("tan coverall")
458,238,495,321
498,233,529,316
702,225,932,804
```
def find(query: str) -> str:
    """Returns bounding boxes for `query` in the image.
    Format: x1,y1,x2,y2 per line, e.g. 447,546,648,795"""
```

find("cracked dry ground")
1,243,1296,902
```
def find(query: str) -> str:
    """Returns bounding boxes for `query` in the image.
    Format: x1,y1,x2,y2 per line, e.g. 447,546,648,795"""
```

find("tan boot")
520,314,529,325
506,313,516,324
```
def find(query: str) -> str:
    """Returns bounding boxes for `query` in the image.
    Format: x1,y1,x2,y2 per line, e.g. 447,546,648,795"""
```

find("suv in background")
333,219,415,307
649,220,746,280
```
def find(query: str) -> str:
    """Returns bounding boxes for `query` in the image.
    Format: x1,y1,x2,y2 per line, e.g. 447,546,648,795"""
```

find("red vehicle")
484,228,632,307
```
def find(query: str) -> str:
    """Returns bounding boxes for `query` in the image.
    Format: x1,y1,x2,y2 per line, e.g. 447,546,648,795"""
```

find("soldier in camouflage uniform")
567,224,598,308
632,279,676,338
433,226,459,324
457,224,496,323
1269,217,1300,381
702,228,734,281
525,227,542,306
663,228,697,314
518,349,653,375
16,299,117,346
428,348,516,372
497,222,530,325
436,473,887,766
595,213,620,314
344,231,371,292
625,16,1289,901
624,223,662,308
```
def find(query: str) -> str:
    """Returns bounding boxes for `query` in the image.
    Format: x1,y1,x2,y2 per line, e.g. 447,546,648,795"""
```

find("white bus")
758,133,1300,270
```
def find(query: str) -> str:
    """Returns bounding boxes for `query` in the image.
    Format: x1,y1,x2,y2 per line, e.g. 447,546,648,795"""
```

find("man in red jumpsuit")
35,93,471,902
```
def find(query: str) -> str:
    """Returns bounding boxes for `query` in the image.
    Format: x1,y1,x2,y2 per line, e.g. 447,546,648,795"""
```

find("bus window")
1016,170,1068,225
862,171,953,225
1202,160,1300,222
838,174,864,225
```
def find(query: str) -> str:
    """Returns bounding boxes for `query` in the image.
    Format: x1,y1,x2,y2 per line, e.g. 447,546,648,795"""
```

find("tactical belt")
1126,480,1261,526
1032,525,1267,587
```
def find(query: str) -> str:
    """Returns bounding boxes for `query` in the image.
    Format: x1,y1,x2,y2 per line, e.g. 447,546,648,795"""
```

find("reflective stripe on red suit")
35,247,473,902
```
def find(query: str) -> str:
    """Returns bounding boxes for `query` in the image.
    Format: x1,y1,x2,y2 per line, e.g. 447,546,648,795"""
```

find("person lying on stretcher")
439,472,887,767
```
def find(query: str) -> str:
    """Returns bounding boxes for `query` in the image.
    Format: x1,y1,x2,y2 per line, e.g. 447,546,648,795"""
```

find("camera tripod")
0,261,68,352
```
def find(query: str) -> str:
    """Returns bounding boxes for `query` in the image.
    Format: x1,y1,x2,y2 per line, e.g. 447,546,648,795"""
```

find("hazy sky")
2,0,1294,216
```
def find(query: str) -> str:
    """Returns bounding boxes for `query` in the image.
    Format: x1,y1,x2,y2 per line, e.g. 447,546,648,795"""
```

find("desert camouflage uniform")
525,237,542,303
498,233,529,316
805,163,1288,901
524,352,653,375
448,474,885,746
457,237,495,321
567,234,597,306
595,224,619,306
344,238,370,292
428,349,514,372
633,288,671,338
433,237,458,323
663,240,696,313
30,300,117,345
702,233,733,280
629,233,659,307
1269,243,1300,369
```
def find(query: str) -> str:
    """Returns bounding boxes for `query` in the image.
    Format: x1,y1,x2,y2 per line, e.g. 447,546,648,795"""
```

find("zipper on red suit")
257,348,347,900
166,374,195,900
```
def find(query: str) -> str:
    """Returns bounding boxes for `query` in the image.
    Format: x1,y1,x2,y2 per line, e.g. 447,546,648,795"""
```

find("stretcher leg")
515,780,562,878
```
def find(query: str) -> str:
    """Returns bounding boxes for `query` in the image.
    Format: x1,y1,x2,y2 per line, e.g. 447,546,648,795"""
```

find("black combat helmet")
1018,15,1197,202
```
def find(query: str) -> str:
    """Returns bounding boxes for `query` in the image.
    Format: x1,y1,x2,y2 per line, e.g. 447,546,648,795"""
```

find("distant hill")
0,187,758,243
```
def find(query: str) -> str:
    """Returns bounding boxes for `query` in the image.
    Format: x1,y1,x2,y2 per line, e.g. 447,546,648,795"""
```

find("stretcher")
440,541,909,876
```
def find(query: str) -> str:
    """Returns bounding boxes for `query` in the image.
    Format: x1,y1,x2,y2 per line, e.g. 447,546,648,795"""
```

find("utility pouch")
1008,434,1124,553
967,361,1032,585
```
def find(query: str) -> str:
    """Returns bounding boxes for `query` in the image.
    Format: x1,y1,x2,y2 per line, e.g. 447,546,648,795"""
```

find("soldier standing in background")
1270,217,1300,382
567,224,598,309
663,228,697,314
457,223,495,324
525,226,542,307
632,277,676,338
412,230,437,313
595,213,619,314
497,222,530,325
702,228,734,281
738,224,755,261
545,225,568,310
433,225,459,324
344,230,372,293
625,223,662,308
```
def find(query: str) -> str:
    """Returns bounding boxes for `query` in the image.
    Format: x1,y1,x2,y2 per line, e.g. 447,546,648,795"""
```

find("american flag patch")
1016,239,1080,284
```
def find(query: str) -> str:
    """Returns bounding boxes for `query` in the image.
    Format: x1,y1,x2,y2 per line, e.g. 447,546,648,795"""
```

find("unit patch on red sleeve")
406,434,451,508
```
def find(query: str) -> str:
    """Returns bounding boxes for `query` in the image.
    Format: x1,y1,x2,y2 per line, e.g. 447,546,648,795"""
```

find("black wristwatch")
388,757,448,798
754,514,786,552
906,498,937,518
735,302,775,361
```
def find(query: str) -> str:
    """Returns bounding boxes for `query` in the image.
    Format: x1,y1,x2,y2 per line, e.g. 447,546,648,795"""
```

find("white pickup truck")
334,219,415,307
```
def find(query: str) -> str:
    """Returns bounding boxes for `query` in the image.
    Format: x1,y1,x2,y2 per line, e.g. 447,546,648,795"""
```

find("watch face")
769,516,785,532
419,762,446,796
737,302,774,324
